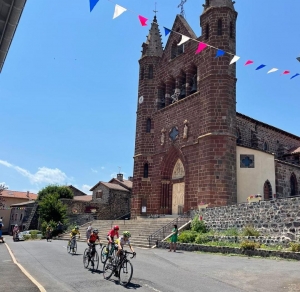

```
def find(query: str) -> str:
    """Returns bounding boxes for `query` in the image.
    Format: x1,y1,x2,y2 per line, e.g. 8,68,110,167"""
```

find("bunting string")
89,0,299,80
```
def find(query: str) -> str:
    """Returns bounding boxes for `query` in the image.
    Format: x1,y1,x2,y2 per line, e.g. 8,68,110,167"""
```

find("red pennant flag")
282,70,290,75
245,60,254,66
138,15,148,26
195,42,208,54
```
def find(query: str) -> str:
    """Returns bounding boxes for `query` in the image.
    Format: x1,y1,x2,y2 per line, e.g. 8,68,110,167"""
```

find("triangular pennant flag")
164,27,171,36
282,70,290,75
267,68,278,74
256,64,266,70
138,15,148,26
215,49,225,58
90,0,99,12
195,42,208,54
178,35,190,46
113,4,127,19
245,60,254,66
291,73,300,80
229,55,240,65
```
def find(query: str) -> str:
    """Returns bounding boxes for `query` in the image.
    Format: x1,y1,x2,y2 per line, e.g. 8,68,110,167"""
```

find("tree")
38,193,67,223
37,185,73,201
0,184,8,209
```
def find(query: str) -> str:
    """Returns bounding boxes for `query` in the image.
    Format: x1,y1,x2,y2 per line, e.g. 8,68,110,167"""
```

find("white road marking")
144,283,163,292
5,243,47,292
3,259,12,262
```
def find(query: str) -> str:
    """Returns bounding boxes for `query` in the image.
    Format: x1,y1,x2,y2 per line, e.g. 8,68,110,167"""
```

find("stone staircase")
59,217,177,248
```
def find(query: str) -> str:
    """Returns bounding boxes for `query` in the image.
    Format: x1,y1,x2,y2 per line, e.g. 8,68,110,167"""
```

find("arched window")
157,84,166,109
171,42,177,59
20,214,23,220
148,65,153,79
143,163,149,178
140,67,144,80
15,214,17,220
290,173,298,196
263,180,273,200
263,142,269,151
146,118,151,133
230,22,234,39
217,19,222,36
205,24,210,40
236,128,242,144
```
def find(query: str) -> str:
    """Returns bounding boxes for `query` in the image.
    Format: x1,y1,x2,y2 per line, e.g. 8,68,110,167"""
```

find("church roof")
237,112,300,141
173,14,197,39
141,16,163,58
0,0,27,73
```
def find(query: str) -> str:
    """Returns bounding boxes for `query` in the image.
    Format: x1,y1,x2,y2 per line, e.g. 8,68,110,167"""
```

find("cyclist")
88,229,102,266
68,226,80,250
105,225,119,255
115,231,136,263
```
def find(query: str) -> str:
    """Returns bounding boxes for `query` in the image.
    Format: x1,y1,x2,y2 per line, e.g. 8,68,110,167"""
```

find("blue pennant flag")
291,73,300,80
164,27,171,36
90,0,99,12
256,64,266,70
215,49,225,58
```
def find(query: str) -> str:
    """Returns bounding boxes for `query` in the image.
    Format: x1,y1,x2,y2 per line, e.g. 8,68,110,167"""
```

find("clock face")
139,96,144,104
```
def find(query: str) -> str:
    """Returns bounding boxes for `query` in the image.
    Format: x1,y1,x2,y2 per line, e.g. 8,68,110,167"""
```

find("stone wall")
275,160,300,198
194,197,300,240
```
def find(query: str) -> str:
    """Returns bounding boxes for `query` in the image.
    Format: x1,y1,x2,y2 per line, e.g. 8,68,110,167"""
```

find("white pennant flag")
267,68,279,74
113,4,127,19
177,35,190,46
229,55,240,65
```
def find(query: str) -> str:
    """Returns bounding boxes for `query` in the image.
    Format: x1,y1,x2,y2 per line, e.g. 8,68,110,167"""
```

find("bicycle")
83,243,100,270
103,250,135,286
101,242,117,263
67,235,77,254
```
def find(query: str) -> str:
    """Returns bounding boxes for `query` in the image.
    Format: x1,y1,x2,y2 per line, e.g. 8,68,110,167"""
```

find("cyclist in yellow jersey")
68,226,80,246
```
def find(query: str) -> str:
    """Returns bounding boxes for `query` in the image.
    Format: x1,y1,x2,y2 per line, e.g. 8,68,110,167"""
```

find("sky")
1,0,300,195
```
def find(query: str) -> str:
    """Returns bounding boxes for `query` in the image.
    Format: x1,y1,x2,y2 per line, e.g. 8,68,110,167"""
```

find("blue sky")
1,0,300,195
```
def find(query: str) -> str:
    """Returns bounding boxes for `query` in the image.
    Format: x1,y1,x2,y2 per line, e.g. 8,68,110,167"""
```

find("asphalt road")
3,237,300,292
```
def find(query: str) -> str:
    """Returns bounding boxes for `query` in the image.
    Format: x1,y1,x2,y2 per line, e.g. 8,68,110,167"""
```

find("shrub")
191,216,208,233
178,231,198,243
195,233,210,244
23,235,31,241
290,242,300,252
242,225,260,237
223,228,240,237
240,240,260,250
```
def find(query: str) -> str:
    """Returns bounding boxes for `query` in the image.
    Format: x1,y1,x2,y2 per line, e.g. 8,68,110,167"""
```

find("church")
131,0,300,216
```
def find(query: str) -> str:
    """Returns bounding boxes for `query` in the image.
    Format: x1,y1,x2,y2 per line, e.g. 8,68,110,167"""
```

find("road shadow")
106,278,142,290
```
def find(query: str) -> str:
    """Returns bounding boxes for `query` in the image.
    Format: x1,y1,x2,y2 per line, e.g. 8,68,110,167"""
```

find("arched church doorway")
171,159,185,215
263,180,272,200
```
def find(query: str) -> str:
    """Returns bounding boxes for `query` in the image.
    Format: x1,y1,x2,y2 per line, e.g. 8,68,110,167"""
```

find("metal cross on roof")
178,0,187,18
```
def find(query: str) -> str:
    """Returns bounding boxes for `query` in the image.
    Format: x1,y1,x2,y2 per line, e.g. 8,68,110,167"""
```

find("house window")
143,163,149,178
96,190,103,199
20,214,23,220
230,22,234,39
205,24,209,40
15,214,17,220
290,173,298,196
146,118,151,133
148,65,153,79
217,19,222,35
240,155,255,168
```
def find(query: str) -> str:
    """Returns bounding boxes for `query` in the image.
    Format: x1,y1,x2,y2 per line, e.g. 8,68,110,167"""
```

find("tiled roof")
100,182,129,192
73,195,93,202
1,190,38,200
109,178,133,190
10,201,36,207
68,185,87,196
289,146,300,155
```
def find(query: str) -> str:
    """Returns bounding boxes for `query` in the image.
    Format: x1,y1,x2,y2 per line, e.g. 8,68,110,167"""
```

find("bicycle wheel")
101,245,107,263
119,260,133,286
103,259,115,280
72,241,77,254
93,251,99,270
83,248,90,268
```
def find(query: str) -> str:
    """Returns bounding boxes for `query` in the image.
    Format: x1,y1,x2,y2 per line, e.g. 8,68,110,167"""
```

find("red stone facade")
132,2,238,215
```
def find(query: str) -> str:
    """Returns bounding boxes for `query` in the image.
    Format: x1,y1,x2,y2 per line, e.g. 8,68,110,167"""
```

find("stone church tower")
132,0,238,215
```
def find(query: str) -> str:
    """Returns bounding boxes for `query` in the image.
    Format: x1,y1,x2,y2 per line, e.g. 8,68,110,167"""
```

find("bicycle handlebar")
123,250,136,259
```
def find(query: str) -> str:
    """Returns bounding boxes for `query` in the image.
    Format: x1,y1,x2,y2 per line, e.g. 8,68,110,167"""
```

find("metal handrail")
147,215,192,247
110,212,131,228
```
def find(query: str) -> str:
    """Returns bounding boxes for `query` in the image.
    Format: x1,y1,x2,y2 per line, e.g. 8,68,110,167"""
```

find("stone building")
131,0,300,216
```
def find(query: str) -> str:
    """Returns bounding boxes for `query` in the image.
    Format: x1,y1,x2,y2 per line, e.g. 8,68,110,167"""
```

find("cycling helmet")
114,225,119,231
75,226,79,230
123,231,131,238
93,229,98,234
